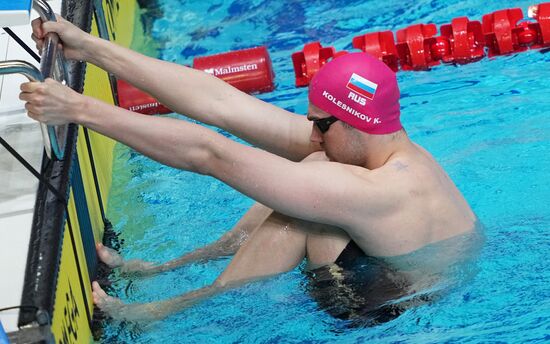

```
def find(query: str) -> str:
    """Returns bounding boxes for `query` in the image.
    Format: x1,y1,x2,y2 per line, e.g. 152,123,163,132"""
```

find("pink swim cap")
308,52,402,134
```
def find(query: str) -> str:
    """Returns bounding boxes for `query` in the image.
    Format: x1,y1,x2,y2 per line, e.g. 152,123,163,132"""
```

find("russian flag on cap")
346,73,378,100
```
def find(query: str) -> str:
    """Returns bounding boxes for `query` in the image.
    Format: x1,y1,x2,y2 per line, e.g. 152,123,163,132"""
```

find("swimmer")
22,16,483,324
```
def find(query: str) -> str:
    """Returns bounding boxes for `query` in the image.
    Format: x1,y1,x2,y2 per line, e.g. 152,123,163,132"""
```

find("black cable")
2,27,41,63
0,305,38,313
0,136,66,203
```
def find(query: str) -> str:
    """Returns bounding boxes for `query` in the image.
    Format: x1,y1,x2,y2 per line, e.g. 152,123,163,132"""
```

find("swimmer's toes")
91,282,157,321
92,281,112,305
96,242,123,268
92,281,103,293
92,282,127,318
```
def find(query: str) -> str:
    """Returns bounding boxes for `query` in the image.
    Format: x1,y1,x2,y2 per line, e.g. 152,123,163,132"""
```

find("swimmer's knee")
213,278,225,288
213,276,232,288
212,277,242,290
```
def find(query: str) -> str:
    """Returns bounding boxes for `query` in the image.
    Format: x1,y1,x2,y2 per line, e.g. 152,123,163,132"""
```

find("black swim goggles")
311,116,339,133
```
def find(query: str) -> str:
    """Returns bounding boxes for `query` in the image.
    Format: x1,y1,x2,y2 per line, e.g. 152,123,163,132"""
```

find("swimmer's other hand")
31,14,94,61
19,79,84,125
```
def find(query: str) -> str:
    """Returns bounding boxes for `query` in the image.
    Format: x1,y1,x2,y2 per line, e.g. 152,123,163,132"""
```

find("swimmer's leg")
96,202,273,276
92,281,222,322
93,212,307,321
214,212,307,285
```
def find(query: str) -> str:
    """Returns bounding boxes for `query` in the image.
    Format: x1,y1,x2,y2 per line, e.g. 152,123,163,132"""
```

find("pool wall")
7,0,143,342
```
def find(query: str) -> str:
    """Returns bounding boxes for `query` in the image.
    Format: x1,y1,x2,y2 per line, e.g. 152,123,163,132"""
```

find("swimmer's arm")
19,85,382,236
83,35,318,161
207,144,386,235
33,16,318,160
77,105,384,238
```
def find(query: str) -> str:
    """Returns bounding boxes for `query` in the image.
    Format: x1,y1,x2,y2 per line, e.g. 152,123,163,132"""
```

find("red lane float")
118,46,274,114
352,31,399,71
529,3,550,47
117,2,550,102
396,23,440,70
193,46,274,93
116,79,171,115
482,8,527,57
293,2,550,86
439,17,484,64
291,42,336,87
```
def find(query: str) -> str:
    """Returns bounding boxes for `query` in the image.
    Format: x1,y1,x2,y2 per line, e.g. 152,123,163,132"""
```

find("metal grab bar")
0,60,63,160
0,0,69,160
31,0,69,160
0,60,43,81
33,0,68,83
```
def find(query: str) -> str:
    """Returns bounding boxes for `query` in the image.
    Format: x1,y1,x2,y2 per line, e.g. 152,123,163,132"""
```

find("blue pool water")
101,0,550,342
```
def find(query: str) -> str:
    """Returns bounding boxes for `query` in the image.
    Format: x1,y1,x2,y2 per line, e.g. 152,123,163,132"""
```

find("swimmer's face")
307,104,367,165
307,104,331,142
307,104,346,161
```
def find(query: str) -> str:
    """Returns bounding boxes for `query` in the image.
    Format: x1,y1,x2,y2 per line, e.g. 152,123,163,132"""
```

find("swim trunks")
335,239,367,266
306,240,411,327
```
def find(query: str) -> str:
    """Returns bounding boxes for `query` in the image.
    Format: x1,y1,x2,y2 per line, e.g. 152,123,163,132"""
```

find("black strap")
2,27,41,63
0,135,67,203
0,305,38,313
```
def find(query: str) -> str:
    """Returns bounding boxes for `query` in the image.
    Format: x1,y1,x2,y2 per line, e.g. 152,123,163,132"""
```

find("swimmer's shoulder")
303,152,374,179
301,151,397,189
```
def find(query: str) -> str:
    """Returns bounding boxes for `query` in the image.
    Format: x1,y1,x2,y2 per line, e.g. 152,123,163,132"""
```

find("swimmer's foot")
96,243,124,268
120,259,155,275
92,281,162,322
96,243,154,274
